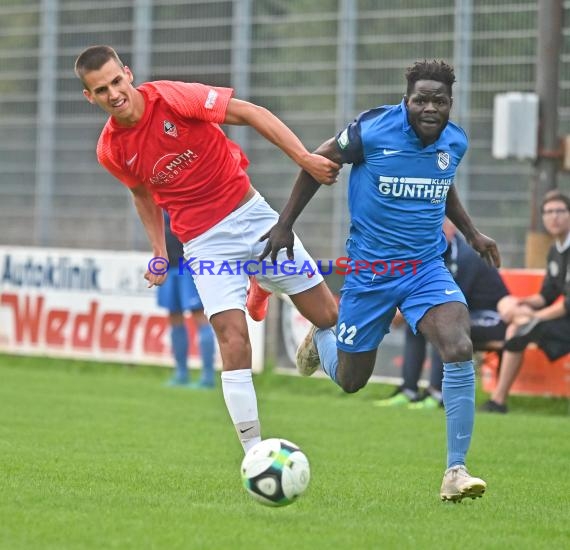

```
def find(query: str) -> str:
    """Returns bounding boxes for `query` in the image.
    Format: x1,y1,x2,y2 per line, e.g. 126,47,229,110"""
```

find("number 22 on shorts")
337,322,357,345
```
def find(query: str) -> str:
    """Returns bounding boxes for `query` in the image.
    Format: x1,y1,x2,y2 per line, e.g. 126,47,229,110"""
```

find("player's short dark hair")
541,190,570,213
74,45,124,87
405,60,456,96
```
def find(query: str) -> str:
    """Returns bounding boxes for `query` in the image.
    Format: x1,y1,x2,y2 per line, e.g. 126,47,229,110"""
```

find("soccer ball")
240,438,310,507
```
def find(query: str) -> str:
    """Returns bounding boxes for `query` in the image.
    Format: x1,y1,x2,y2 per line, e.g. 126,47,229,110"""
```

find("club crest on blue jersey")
437,151,450,170
164,120,178,138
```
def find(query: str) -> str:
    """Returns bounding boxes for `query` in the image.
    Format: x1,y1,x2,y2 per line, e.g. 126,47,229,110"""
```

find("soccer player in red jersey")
74,45,339,453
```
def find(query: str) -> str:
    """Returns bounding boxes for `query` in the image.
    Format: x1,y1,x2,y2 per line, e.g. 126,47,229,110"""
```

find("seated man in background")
376,219,509,409
481,191,570,413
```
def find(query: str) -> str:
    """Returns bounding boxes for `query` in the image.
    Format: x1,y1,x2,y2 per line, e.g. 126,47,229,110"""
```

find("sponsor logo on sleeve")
205,89,218,109
337,129,349,149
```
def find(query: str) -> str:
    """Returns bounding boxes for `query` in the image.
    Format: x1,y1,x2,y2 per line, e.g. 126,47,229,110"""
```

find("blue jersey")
335,99,468,269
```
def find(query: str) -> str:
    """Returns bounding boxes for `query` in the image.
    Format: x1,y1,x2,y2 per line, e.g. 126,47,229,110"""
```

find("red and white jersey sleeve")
95,80,251,242
146,81,232,124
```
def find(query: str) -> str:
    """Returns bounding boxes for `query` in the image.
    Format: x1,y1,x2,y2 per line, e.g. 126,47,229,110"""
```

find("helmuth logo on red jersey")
163,120,178,138
149,149,198,185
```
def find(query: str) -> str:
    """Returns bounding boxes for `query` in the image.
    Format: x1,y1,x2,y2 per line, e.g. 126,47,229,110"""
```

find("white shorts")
182,193,324,319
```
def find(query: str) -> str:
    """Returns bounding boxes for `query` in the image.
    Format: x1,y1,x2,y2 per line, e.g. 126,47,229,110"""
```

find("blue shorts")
336,257,467,353
157,268,203,313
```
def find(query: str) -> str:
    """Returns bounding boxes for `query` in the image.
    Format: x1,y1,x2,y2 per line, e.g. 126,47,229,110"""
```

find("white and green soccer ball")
240,438,310,507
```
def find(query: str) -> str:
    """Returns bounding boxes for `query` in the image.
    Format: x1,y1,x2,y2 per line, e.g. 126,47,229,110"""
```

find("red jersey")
97,81,251,241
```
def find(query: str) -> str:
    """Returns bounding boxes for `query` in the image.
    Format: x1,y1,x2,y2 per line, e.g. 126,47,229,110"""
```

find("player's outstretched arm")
259,138,343,264
445,185,501,268
130,185,168,287
223,98,340,185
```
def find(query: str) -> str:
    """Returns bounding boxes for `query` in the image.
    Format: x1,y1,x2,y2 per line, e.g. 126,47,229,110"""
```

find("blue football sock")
171,324,189,381
442,360,475,468
314,328,339,384
198,324,216,385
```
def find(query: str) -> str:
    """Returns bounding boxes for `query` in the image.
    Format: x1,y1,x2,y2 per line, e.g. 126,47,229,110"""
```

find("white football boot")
440,465,487,502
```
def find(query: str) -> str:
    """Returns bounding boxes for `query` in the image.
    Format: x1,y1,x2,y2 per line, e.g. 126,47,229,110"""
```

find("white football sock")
221,369,261,453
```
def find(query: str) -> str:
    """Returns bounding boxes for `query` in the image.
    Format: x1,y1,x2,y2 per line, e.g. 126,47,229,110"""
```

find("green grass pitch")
1,354,569,549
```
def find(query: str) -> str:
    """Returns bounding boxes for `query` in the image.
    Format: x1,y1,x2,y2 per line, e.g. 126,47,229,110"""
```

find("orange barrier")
480,269,570,397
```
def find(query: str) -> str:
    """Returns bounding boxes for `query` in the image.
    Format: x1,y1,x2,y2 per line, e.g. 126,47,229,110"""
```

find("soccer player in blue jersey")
260,60,500,502
159,211,216,388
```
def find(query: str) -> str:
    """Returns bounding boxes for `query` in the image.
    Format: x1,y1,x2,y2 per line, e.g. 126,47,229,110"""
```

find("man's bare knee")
315,303,338,329
439,335,473,363
214,322,248,349
290,282,338,329
210,310,251,369
336,350,376,393
337,374,367,394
